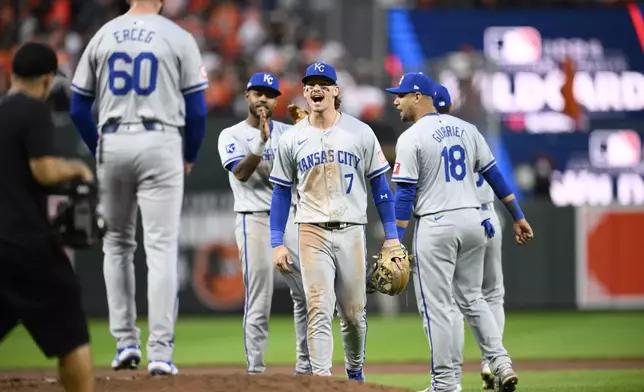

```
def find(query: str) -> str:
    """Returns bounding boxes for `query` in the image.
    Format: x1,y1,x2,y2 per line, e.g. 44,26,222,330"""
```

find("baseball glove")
367,243,412,296
287,103,309,124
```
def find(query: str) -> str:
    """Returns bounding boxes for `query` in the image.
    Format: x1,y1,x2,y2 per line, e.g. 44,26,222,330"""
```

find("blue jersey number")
108,52,158,96
441,145,466,182
344,173,354,194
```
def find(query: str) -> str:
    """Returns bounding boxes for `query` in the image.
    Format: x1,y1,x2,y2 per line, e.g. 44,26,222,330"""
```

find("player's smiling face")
246,88,279,118
303,77,338,112
393,92,419,122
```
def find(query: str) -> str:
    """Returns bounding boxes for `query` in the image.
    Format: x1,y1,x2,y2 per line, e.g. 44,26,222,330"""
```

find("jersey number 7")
441,145,466,182
108,51,159,96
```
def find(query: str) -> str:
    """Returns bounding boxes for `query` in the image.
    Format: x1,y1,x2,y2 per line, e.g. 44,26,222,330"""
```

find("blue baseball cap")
246,72,281,96
385,72,435,96
302,62,338,85
433,84,452,110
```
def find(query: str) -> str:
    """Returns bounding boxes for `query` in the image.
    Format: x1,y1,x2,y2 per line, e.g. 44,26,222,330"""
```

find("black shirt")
0,93,57,246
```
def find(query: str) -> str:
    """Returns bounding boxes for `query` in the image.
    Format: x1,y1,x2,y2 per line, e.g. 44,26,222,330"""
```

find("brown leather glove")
287,103,309,124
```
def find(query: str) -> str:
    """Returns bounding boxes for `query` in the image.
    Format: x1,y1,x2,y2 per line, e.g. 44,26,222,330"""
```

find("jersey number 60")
441,145,466,182
108,52,158,96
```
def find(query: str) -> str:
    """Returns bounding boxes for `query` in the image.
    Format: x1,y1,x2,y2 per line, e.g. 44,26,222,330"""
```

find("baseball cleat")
496,367,518,392
346,368,365,382
148,360,179,376
111,345,141,370
481,363,495,390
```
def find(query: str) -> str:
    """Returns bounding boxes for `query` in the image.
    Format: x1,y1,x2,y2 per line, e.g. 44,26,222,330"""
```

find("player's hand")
513,219,533,245
382,238,401,248
70,160,94,182
381,238,404,267
185,163,194,176
258,108,270,142
273,245,293,274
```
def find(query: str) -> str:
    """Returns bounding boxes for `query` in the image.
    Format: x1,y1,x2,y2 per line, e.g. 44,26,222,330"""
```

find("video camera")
51,179,107,249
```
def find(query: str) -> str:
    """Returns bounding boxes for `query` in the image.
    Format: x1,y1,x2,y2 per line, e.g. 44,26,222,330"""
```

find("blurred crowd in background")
0,0,629,122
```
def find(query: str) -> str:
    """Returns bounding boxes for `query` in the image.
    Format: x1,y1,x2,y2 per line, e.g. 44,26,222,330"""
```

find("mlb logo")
589,130,642,168
484,26,542,65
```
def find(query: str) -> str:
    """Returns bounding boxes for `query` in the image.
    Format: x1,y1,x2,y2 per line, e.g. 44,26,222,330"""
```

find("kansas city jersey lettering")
270,113,390,224
297,149,360,173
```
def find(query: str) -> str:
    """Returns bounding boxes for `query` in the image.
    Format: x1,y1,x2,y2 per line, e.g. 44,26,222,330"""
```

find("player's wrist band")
249,137,267,156
507,199,525,221
270,229,284,248
383,222,398,240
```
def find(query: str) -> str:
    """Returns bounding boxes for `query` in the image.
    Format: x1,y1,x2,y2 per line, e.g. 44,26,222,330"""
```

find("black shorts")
0,238,90,359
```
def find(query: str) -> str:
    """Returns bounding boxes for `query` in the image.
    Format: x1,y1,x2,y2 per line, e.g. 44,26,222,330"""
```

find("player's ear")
333,85,340,97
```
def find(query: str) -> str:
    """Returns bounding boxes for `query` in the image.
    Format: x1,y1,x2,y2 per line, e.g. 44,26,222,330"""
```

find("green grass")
367,370,644,391
1,311,643,370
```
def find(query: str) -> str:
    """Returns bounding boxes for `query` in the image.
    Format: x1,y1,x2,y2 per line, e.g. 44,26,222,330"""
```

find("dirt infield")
1,359,642,392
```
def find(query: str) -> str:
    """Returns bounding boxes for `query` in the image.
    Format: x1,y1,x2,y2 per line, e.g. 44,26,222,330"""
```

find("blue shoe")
148,360,179,376
111,345,141,370
347,368,365,382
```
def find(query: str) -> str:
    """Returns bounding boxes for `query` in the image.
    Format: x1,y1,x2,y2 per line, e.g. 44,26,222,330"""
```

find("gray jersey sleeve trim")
71,83,94,97
366,164,390,180
269,176,293,187
391,176,418,184
479,159,497,174
223,155,245,168
181,81,208,95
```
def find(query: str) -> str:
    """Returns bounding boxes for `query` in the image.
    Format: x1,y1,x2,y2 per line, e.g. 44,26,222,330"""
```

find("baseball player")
388,73,533,392
69,0,209,376
269,62,402,380
217,72,311,375
432,85,507,390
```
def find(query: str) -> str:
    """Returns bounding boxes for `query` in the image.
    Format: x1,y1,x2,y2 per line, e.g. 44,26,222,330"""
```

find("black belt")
102,121,167,134
239,211,270,216
314,222,353,230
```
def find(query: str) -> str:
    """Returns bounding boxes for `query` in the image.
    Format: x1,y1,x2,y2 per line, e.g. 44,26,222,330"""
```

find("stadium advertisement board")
388,7,644,134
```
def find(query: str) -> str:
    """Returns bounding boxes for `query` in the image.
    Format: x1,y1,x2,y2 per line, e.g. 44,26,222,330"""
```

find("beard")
250,105,271,118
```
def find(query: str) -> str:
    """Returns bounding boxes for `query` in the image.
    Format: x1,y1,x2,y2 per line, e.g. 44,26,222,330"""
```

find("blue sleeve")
370,174,397,240
270,184,292,247
482,164,525,220
394,182,416,241
481,164,512,200
69,92,98,156
183,90,208,163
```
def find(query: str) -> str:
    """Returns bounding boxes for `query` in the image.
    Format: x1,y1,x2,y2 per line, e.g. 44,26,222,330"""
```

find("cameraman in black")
0,42,95,392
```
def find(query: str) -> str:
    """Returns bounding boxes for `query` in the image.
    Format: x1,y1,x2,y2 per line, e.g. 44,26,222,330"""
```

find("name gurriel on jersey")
297,149,361,174
432,125,467,144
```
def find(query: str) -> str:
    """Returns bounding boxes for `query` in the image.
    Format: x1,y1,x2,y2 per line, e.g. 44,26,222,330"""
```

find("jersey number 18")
108,52,158,96
441,145,466,182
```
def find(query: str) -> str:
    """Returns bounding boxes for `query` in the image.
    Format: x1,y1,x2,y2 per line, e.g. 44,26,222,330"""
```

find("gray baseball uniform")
71,14,208,363
270,113,390,376
217,119,310,374
451,174,505,384
392,113,511,391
